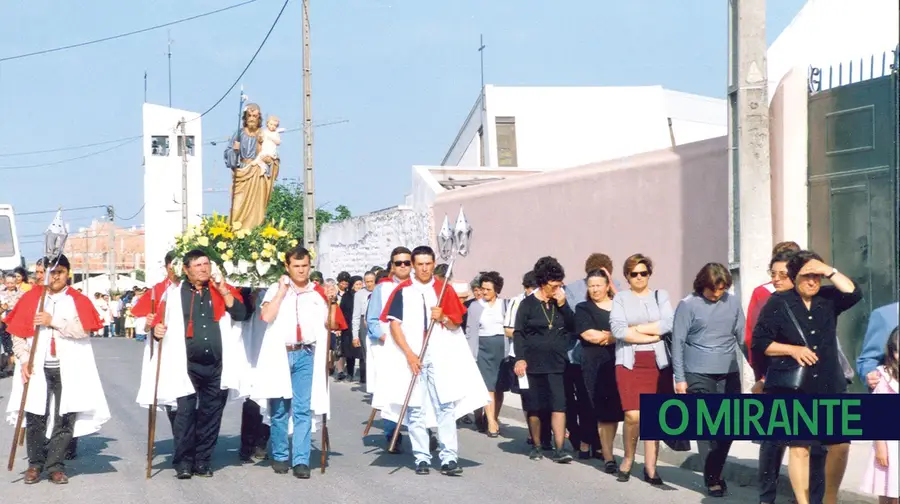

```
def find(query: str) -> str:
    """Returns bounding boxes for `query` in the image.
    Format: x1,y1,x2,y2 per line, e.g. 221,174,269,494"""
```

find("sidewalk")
499,394,874,504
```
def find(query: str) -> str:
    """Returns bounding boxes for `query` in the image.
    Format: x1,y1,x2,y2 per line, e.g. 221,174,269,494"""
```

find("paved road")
2,339,764,503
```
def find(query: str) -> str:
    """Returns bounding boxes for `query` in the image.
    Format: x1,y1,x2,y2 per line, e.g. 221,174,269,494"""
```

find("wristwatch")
826,268,838,279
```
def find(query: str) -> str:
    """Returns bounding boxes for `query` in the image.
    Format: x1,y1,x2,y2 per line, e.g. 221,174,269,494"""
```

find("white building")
142,103,204,284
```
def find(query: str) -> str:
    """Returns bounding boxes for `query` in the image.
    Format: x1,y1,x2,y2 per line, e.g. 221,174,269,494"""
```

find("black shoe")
252,446,268,461
541,443,553,451
239,450,253,463
552,449,573,464
643,468,663,486
528,447,544,460
193,466,213,478
578,450,591,460
292,464,311,479
271,460,290,474
386,434,403,454
415,461,430,475
175,467,193,480
429,434,439,452
440,460,463,476
616,465,632,482
604,460,618,474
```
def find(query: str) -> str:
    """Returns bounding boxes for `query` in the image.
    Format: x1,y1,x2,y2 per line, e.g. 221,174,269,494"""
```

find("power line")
0,138,139,171
182,0,291,125
114,204,145,221
0,0,259,63
206,118,349,144
16,205,109,216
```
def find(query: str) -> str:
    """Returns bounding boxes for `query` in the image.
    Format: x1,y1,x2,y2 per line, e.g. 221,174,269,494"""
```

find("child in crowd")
860,327,899,504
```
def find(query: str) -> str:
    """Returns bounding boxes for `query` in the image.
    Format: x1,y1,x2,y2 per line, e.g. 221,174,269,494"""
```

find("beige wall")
431,137,729,300
769,66,809,248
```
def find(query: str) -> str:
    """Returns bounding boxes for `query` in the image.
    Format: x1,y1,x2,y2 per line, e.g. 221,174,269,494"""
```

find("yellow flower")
289,239,298,247
277,252,285,262
261,249,272,259
197,236,209,247
232,220,243,231
225,249,234,259
251,251,259,260
261,226,280,239
216,241,227,250
277,230,288,238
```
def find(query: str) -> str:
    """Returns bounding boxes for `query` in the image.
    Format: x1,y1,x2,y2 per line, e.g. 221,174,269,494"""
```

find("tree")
264,179,351,241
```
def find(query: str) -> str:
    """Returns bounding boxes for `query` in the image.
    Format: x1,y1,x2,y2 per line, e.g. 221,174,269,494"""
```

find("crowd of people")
2,242,897,504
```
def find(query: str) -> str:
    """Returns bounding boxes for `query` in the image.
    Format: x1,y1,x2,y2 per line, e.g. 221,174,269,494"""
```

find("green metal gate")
807,50,899,391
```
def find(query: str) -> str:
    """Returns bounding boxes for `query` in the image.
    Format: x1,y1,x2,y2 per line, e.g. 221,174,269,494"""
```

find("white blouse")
477,299,505,337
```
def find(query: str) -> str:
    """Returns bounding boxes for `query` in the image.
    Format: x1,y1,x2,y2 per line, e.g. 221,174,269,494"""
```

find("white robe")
135,284,249,409
246,285,330,433
368,280,398,411
6,295,111,438
378,279,489,428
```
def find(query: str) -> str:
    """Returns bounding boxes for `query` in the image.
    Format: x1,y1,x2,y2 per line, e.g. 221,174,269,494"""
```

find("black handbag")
653,291,674,359
763,300,809,392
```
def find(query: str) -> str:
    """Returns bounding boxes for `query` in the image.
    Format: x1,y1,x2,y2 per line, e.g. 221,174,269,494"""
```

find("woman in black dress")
575,269,623,474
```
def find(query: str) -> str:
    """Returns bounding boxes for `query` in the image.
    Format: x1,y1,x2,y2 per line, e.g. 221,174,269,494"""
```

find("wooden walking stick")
8,210,67,472
362,407,377,437
321,299,334,474
146,289,164,479
387,209,471,453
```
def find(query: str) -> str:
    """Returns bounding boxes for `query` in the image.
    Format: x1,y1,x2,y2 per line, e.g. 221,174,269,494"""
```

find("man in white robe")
5,254,110,484
252,246,345,478
137,249,248,479
379,245,489,476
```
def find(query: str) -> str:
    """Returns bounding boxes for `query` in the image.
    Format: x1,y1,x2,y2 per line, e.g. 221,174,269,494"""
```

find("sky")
0,0,808,260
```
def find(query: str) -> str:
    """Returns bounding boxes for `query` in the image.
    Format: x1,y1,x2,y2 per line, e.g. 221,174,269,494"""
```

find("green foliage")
134,270,145,282
264,179,352,241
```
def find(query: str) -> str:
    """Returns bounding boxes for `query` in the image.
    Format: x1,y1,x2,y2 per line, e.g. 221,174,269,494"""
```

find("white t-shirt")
263,282,329,346
477,298,506,337
503,292,530,357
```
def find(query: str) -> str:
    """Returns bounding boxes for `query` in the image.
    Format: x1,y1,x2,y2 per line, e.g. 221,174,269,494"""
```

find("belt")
286,343,315,352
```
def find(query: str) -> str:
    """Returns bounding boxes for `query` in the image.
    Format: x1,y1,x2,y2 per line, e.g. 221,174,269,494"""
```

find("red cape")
130,278,173,320
159,281,246,325
313,282,348,330
378,278,465,326
3,286,104,338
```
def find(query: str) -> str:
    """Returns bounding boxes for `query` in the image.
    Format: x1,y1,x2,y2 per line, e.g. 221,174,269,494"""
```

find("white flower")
210,261,223,283
238,259,250,274
223,260,235,276
256,260,271,276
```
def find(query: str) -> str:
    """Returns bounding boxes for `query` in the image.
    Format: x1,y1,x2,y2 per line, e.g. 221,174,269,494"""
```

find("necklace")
539,299,556,329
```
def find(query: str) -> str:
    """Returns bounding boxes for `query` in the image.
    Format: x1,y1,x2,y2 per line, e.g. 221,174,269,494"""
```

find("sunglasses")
768,270,789,279
629,271,650,278
393,260,411,267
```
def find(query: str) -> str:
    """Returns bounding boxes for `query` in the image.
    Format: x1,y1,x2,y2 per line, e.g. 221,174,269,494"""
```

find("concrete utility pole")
107,206,117,292
180,118,189,233
301,0,316,250
728,0,773,312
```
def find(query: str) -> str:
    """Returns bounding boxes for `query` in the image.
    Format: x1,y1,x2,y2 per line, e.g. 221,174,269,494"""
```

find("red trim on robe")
209,282,244,322
378,278,466,326
313,284,348,330
130,279,171,324
3,286,104,338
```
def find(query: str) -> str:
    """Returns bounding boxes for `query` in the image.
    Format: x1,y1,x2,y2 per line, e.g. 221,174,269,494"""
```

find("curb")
500,405,872,504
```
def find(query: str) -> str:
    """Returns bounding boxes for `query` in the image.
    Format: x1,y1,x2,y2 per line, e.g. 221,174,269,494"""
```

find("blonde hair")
267,115,280,124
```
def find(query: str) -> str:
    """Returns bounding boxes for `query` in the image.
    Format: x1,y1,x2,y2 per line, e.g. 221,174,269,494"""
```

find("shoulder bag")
763,300,809,392
654,291,674,360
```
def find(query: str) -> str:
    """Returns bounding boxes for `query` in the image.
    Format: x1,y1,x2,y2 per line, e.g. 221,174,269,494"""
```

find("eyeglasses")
629,271,650,278
393,260,411,267
768,270,789,280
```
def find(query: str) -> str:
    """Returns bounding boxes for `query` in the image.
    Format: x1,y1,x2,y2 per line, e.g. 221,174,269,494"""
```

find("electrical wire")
16,205,109,217
114,204,145,221
0,137,139,171
0,0,258,63
181,0,290,127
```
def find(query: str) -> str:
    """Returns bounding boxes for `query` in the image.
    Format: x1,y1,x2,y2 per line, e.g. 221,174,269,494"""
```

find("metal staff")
8,211,67,471
387,209,471,453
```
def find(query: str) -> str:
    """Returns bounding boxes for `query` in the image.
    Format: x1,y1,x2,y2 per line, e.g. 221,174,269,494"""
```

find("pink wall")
432,137,729,300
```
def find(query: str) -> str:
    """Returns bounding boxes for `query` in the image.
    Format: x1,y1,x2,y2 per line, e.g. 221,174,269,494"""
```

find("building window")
495,116,517,167
177,135,195,157
151,136,170,156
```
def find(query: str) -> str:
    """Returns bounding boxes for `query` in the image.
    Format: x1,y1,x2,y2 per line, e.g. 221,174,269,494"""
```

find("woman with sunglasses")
609,253,674,485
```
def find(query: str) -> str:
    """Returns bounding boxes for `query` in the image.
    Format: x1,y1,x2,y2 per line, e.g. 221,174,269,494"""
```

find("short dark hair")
692,262,733,294
337,271,351,283
349,275,363,286
479,271,504,294
470,272,484,290
285,246,311,264
165,250,177,267
522,271,538,289
375,270,391,282
50,254,71,272
411,245,435,261
584,253,613,275
183,249,208,266
769,250,796,270
310,271,324,283
786,250,824,283
623,253,653,277
772,241,801,256
434,263,449,278
363,271,376,279
533,256,565,286
35,257,49,268
390,247,412,262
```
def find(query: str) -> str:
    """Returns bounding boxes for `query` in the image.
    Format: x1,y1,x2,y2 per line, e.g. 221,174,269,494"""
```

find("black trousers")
172,362,229,470
564,363,599,450
357,335,367,384
26,367,76,473
685,371,741,486
240,399,270,458
758,441,827,504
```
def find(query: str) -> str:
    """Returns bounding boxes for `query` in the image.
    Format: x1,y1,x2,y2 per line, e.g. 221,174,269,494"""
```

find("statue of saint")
226,103,279,230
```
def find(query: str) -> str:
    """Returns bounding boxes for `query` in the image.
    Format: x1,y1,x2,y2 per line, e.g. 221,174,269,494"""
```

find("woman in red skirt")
609,253,675,485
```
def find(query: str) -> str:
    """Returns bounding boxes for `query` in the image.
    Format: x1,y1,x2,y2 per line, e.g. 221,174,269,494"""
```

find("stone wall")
316,206,434,278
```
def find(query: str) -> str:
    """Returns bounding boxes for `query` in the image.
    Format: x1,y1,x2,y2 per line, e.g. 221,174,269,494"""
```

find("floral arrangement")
170,213,314,287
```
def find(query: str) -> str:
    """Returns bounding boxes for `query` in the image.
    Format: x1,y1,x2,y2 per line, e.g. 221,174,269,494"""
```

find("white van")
0,205,23,272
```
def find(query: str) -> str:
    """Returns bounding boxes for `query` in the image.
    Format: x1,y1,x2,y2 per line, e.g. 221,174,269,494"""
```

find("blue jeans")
407,360,457,465
383,419,398,441
269,346,315,467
